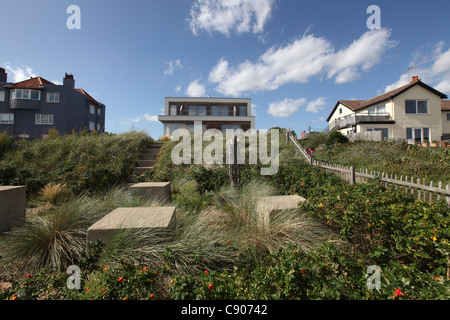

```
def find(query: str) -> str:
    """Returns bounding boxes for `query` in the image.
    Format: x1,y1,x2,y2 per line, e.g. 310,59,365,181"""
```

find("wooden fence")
287,131,450,207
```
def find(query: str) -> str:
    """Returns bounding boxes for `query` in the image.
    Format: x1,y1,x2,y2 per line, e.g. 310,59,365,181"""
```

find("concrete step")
144,148,161,155
134,167,154,174
141,154,158,161
137,160,156,167
129,182,171,202
87,206,176,244
127,174,147,183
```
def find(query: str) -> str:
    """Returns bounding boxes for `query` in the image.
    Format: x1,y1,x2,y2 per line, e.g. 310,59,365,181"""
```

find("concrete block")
0,186,26,232
129,182,171,202
87,206,176,244
256,195,305,226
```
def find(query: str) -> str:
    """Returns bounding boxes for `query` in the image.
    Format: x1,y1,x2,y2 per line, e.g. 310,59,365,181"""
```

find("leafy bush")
190,165,229,194
0,131,151,195
326,130,349,146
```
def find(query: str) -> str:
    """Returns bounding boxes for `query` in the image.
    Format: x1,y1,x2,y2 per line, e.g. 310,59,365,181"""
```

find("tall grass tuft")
214,179,343,257
0,186,149,278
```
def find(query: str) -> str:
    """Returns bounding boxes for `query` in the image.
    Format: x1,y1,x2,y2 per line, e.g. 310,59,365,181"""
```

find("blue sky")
1,0,450,139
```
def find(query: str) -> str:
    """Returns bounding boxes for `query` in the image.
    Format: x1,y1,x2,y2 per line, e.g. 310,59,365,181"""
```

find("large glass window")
0,113,14,124
211,105,229,116
239,106,248,116
0,91,5,102
368,104,386,115
170,104,177,116
405,100,428,114
89,105,96,114
407,127,430,143
12,89,41,100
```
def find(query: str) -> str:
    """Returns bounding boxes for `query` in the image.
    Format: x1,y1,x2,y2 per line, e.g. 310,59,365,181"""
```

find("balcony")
328,113,394,132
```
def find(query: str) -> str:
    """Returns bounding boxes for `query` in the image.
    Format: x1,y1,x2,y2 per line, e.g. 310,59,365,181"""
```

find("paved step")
129,182,171,202
256,195,305,226
144,148,161,155
87,206,176,244
133,167,154,174
140,153,157,161
137,160,156,167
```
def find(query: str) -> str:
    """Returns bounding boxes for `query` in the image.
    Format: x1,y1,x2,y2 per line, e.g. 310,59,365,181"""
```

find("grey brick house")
0,67,105,139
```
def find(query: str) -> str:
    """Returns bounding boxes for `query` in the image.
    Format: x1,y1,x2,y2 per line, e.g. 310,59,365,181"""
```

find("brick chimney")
63,72,75,89
0,67,7,83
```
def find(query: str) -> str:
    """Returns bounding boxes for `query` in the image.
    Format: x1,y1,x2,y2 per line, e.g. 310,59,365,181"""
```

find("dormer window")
11,89,41,100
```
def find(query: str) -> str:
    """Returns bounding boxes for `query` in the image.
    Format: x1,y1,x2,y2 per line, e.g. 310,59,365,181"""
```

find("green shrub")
326,131,349,146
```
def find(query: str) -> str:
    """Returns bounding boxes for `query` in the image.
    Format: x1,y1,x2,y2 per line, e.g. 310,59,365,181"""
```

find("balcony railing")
327,113,393,132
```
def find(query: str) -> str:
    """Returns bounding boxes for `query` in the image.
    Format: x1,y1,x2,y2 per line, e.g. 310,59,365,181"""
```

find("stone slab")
0,186,26,232
256,195,305,226
87,206,176,244
129,182,171,202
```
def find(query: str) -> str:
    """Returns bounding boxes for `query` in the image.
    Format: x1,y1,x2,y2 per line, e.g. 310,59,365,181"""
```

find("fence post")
447,184,450,208
286,128,290,144
350,166,355,185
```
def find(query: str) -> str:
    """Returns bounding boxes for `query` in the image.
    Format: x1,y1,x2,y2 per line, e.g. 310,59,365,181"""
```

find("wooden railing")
287,131,450,206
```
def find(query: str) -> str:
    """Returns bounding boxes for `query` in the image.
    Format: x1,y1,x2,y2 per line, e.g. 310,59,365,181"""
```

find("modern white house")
158,97,255,137
326,77,448,143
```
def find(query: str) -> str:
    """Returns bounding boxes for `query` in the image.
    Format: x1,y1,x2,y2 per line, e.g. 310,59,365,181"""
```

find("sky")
1,0,450,139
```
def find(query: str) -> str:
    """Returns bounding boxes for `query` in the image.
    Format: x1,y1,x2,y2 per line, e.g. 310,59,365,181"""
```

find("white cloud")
209,29,395,96
175,85,182,92
186,80,207,97
189,0,275,37
383,42,450,94
143,114,158,122
267,98,306,118
120,113,158,125
164,59,182,75
3,63,37,82
306,97,327,113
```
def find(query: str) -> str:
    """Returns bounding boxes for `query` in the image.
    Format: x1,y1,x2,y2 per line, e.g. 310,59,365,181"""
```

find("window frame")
89,121,95,131
46,92,60,103
406,127,430,143
405,100,429,114
89,104,96,115
12,89,41,101
35,114,54,125
0,113,14,124
0,91,5,102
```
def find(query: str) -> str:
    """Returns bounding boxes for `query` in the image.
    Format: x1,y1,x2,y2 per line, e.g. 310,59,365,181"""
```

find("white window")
368,104,386,115
90,105,96,114
46,92,60,103
18,133,30,139
405,100,428,114
97,123,101,131
97,108,101,115
35,114,54,125
12,89,41,100
0,91,5,101
89,121,95,131
0,113,14,124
